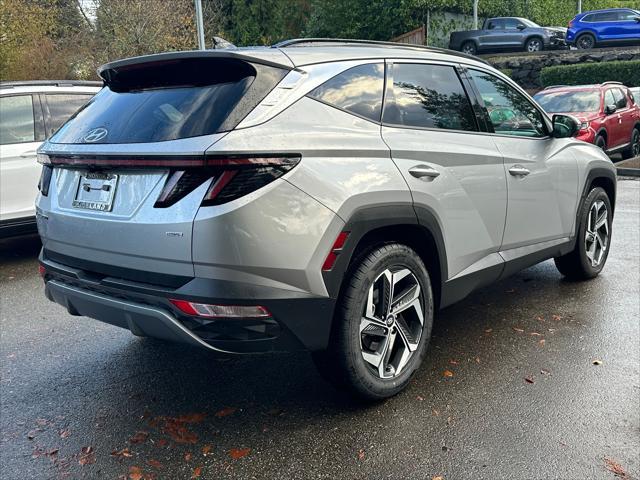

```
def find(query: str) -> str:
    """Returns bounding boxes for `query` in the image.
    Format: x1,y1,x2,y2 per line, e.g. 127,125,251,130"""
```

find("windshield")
520,18,540,28
534,90,601,113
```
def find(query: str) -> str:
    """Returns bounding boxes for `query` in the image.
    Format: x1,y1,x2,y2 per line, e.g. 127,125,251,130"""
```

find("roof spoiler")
98,50,293,85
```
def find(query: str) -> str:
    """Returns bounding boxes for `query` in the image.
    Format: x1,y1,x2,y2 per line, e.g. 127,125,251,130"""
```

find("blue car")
567,8,640,49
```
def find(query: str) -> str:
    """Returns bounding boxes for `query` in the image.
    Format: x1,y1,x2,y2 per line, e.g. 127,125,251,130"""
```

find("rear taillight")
38,265,46,278
38,165,53,196
156,155,300,208
170,299,271,318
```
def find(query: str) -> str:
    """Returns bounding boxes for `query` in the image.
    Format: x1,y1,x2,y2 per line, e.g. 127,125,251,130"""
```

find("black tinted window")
589,12,618,22
308,63,384,122
0,95,35,145
46,94,93,135
383,64,477,132
487,19,504,29
469,70,547,137
50,58,286,144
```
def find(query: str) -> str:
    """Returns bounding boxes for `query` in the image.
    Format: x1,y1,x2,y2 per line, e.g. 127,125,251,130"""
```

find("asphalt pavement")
1,179,638,480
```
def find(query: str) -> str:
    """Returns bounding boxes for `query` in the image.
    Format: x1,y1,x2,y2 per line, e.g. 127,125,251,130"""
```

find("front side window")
46,94,93,136
618,10,638,20
604,90,616,109
307,63,384,122
383,63,477,132
469,70,547,138
612,88,628,109
0,95,35,145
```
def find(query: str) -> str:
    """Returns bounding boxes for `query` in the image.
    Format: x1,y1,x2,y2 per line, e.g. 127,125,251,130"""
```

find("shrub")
540,60,640,88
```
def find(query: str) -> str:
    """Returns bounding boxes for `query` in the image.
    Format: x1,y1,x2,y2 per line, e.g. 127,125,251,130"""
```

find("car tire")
313,243,434,401
576,33,596,50
554,187,612,280
595,134,607,151
621,127,640,160
525,37,543,52
461,41,477,56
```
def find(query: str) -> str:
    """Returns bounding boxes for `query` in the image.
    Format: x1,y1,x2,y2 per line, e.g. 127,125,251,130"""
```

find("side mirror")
517,24,526,30
552,114,580,138
634,16,640,23
604,104,617,115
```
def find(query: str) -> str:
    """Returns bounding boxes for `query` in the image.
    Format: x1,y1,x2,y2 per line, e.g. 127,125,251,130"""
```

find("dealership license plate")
72,172,119,212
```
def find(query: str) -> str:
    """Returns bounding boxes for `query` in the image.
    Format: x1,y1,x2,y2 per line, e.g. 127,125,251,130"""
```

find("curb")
617,168,640,177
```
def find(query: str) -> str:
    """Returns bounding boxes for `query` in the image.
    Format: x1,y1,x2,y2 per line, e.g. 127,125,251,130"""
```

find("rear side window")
308,63,384,122
50,57,287,144
46,94,93,136
0,95,35,145
383,63,477,132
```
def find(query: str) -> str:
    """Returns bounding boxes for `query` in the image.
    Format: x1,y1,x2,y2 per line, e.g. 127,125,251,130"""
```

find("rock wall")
482,46,640,92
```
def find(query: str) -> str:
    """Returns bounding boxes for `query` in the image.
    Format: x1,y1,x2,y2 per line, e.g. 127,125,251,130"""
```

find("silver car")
36,40,616,400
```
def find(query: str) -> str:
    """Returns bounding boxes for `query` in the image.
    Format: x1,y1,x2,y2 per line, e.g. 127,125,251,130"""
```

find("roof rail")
0,80,102,89
543,85,568,90
273,38,490,65
601,81,624,86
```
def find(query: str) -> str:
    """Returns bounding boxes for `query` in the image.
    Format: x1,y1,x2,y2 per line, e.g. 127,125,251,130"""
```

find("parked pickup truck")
449,17,567,55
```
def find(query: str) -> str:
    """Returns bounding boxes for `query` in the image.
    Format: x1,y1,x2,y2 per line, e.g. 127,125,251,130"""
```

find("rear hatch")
37,51,291,283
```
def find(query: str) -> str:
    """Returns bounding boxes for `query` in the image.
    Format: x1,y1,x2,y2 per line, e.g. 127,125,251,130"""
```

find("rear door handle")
409,165,440,180
509,165,530,177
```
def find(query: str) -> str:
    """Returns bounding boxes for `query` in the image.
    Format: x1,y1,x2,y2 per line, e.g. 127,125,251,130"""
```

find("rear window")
50,57,286,144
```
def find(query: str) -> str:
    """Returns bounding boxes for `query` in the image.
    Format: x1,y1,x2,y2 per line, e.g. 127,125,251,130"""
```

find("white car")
0,81,101,237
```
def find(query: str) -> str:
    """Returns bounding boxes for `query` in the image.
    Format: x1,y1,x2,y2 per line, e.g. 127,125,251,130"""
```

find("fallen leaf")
593,359,603,366
229,448,251,460
191,466,202,478
552,314,562,321
604,457,627,478
177,413,206,424
78,446,96,465
184,452,193,462
536,316,545,321
59,429,71,439
529,332,542,336
129,466,144,480
130,431,149,444
155,438,168,448
524,377,535,384
432,409,440,416
111,448,133,459
147,459,162,469
416,395,424,401
512,327,524,333
540,369,551,375
358,448,365,461
475,357,481,364
433,476,444,480
202,444,212,456
484,328,493,333
506,288,515,293
443,370,454,378
215,407,237,418
538,339,546,346
449,360,459,365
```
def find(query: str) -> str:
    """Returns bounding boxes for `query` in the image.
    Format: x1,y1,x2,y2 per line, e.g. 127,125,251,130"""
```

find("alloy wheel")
360,267,424,379
632,130,640,157
584,200,608,267
578,35,594,49
462,43,476,55
527,39,542,52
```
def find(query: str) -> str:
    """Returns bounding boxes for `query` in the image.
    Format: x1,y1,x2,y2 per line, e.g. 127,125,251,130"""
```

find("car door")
603,88,623,148
612,87,635,147
466,69,578,251
595,11,625,40
615,10,640,40
380,61,507,282
503,18,526,48
0,94,45,222
480,19,509,50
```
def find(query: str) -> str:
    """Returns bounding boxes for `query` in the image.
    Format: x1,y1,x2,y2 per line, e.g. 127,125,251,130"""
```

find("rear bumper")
40,251,336,353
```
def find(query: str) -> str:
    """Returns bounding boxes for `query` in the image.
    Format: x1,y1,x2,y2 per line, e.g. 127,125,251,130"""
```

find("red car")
534,82,640,159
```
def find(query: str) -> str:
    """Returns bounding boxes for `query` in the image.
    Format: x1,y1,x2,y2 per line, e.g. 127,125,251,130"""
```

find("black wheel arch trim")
321,203,448,306
578,168,617,232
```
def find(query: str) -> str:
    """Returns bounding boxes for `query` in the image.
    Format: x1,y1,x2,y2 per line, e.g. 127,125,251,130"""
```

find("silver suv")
36,40,616,400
